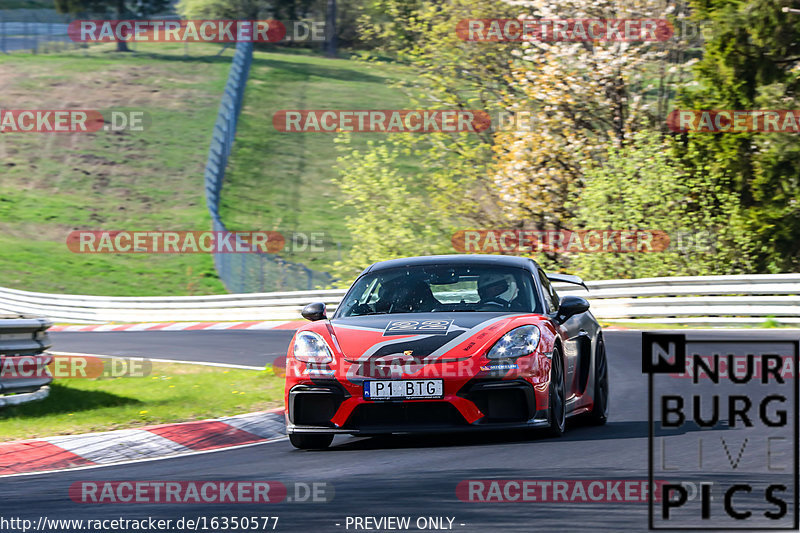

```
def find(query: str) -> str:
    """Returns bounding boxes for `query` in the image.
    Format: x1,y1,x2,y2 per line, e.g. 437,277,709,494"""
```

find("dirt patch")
0,63,209,110
0,221,75,242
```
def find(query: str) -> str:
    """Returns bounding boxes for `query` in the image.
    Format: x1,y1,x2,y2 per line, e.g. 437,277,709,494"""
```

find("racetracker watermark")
456,18,673,42
69,481,333,503
0,355,151,379
279,350,549,380
456,480,669,502
452,229,670,254
0,110,147,133
66,231,285,254
1,516,279,532
68,20,325,43
70,20,280,43
668,110,800,133
275,109,641,133
273,110,492,133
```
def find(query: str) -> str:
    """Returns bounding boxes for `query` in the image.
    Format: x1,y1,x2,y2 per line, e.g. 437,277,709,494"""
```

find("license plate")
363,379,443,400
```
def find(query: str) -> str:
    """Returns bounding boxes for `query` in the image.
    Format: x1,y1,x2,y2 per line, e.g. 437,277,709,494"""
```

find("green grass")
221,49,418,275
0,42,237,295
0,43,415,295
0,361,284,441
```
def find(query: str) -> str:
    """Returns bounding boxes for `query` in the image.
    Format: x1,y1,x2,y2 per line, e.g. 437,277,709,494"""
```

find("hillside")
0,44,410,295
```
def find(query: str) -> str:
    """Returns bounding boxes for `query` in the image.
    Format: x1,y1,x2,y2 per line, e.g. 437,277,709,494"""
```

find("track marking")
49,351,267,371
0,437,289,479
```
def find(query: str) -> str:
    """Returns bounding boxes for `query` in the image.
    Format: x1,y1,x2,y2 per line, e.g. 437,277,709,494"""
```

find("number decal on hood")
383,319,454,336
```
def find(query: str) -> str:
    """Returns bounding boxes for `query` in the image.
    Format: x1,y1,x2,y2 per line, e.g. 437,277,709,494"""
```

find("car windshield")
335,264,541,317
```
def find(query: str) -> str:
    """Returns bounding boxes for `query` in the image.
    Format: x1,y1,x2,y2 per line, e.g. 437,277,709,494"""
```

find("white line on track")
49,351,266,371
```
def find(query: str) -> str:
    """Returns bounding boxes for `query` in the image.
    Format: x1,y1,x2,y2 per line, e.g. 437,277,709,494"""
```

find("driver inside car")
400,280,440,312
476,273,512,310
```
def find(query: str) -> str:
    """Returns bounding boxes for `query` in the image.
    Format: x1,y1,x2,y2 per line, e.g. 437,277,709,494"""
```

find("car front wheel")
546,347,566,437
588,337,609,425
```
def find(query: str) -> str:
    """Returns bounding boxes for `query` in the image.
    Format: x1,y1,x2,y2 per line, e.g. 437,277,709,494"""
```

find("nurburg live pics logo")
642,333,799,530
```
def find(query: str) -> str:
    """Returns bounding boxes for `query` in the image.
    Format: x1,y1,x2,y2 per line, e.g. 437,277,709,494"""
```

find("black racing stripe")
367,331,465,359
332,312,510,332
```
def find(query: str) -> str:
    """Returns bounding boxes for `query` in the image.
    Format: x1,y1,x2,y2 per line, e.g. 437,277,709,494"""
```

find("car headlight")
486,325,541,359
293,331,334,363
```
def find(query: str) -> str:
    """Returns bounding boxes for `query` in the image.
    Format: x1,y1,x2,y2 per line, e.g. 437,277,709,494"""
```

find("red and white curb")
50,321,305,332
0,409,286,477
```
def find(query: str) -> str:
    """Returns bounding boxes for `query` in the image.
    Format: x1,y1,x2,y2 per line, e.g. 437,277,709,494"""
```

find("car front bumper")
286,378,550,435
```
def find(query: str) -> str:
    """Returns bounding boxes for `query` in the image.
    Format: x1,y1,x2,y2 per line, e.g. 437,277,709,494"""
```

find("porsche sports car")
284,255,608,449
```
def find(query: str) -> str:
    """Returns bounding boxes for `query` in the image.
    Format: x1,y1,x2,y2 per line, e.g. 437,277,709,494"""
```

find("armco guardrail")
0,286,346,323
552,273,800,324
0,274,798,325
0,314,52,407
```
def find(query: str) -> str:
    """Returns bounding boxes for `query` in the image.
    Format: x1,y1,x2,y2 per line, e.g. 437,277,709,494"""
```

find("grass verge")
0,44,416,294
0,42,235,295
0,360,284,442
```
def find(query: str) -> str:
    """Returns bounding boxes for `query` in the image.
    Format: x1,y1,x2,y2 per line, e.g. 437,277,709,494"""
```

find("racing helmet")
477,272,510,300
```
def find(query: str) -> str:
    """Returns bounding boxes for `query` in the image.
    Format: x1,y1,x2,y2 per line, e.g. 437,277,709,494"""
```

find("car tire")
289,433,334,450
546,347,566,437
588,337,609,425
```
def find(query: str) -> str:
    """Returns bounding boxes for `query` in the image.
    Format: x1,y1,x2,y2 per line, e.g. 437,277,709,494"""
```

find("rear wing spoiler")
546,273,589,292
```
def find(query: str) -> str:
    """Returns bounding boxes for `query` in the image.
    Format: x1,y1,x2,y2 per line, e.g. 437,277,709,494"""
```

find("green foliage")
176,0,365,48
676,0,800,272
761,315,780,328
55,0,169,16
329,0,520,281
569,129,758,279
177,0,278,20
330,135,459,284
333,0,798,280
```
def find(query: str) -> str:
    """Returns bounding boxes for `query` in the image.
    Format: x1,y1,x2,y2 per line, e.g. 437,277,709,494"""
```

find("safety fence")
204,40,332,293
0,9,78,54
0,274,798,325
0,314,52,406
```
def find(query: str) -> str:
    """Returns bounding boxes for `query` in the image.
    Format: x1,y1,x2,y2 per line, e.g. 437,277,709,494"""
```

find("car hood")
328,312,526,363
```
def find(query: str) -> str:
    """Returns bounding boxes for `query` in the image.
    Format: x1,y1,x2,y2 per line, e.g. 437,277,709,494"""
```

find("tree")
178,0,359,50
329,0,525,276
177,0,316,21
489,0,680,263
345,0,691,271
55,0,170,51
569,129,757,279
331,136,456,283
676,0,800,272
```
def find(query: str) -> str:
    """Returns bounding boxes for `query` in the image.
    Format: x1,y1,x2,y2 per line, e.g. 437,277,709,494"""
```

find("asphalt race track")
5,329,798,532
51,330,296,367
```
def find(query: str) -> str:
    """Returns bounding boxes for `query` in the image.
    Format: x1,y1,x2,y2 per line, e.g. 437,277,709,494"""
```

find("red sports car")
284,255,608,449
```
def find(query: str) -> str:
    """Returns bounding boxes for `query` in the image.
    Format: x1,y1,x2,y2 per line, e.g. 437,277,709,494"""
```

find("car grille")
344,402,467,429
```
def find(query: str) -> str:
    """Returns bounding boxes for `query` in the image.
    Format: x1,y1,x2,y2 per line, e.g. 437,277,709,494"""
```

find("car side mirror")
301,302,327,321
556,295,590,323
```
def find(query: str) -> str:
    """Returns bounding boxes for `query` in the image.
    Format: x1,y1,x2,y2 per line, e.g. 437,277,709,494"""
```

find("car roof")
363,254,538,274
